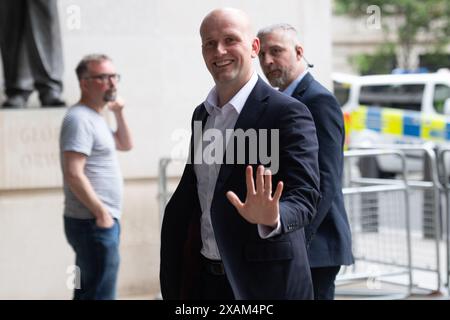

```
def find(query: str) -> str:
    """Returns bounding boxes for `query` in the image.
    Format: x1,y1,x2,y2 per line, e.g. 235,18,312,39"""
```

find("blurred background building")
333,0,450,75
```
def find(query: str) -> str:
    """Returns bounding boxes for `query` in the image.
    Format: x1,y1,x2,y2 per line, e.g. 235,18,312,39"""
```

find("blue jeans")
64,216,120,300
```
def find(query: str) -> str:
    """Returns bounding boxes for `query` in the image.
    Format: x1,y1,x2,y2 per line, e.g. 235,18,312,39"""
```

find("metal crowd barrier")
337,149,413,299
156,157,186,300
157,157,188,226
158,158,172,225
340,144,445,297
438,147,450,291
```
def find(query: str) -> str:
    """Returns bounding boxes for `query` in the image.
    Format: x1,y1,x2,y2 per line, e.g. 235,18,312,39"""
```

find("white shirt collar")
204,72,258,115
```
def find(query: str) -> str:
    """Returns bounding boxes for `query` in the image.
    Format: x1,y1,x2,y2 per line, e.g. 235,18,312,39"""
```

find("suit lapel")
292,72,314,100
234,79,270,131
189,104,209,165
214,77,270,192
194,104,209,127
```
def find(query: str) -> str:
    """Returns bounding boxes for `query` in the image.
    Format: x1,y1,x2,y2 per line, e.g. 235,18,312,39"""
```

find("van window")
333,80,350,107
433,84,450,114
359,84,425,111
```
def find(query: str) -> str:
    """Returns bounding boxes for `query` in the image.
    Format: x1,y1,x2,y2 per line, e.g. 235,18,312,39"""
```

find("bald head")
199,8,259,104
200,8,255,40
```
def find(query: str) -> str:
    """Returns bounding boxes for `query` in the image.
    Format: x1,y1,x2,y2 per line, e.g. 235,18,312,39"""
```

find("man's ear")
295,45,304,61
251,37,260,58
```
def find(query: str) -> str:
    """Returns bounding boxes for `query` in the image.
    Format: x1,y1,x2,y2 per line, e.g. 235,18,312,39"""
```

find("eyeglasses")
83,73,121,83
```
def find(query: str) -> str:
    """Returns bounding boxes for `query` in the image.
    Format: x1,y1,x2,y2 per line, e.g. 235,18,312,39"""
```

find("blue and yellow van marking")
344,105,450,144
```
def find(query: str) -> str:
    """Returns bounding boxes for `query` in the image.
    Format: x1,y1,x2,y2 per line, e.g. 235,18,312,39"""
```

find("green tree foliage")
335,0,450,72
350,44,397,75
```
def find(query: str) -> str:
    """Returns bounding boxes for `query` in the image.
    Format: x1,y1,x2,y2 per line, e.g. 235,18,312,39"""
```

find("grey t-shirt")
60,104,123,220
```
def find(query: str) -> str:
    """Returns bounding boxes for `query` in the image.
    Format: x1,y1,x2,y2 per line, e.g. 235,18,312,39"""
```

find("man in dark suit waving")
160,9,320,300
258,24,354,300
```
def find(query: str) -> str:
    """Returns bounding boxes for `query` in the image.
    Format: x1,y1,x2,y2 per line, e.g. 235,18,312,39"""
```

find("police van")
333,69,450,177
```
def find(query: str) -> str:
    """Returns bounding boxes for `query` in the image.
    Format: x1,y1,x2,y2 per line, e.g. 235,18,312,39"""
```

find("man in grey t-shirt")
60,54,133,300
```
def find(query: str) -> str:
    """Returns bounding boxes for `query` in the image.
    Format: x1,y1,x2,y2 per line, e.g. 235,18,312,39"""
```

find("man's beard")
103,89,117,102
268,76,288,90
266,68,290,90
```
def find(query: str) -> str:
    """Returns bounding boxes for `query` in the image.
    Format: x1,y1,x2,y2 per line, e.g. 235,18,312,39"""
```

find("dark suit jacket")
291,72,354,268
160,78,320,300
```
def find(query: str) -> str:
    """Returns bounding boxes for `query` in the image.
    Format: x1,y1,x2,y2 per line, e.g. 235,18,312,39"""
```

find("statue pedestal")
0,109,64,190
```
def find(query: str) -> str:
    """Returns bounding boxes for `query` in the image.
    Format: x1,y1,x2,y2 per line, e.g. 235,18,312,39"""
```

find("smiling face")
258,29,304,91
200,9,259,91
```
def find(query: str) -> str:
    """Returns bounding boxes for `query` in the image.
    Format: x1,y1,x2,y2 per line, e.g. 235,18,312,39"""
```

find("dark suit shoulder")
192,103,205,117
296,80,342,124
305,78,333,96
269,84,304,105
302,80,340,111
266,84,315,121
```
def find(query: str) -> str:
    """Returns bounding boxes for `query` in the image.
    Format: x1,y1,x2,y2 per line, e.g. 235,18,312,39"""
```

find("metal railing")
438,147,450,290
337,149,413,299
348,145,444,294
